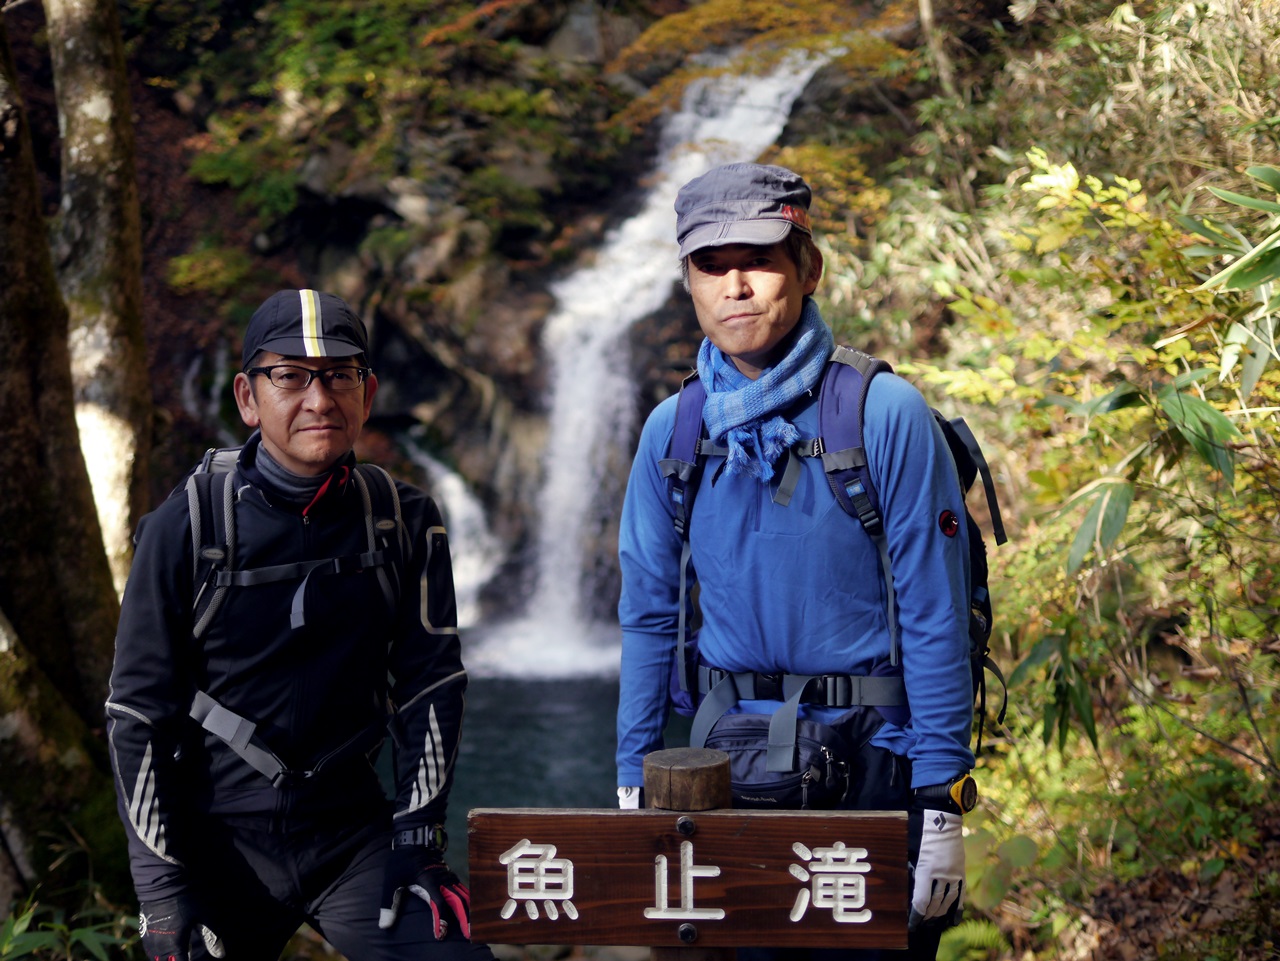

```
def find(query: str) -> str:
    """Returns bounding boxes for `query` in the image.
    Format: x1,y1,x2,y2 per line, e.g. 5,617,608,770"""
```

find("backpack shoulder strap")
353,463,407,548
822,352,1010,748
819,346,894,532
186,469,215,586
658,372,721,697
819,347,901,665
352,463,409,615
187,467,236,641
659,372,710,538
200,446,241,475
186,461,401,787
934,415,1009,746
941,415,1008,546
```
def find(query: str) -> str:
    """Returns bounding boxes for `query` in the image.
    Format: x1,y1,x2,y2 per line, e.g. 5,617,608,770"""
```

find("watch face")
429,825,449,852
954,776,978,812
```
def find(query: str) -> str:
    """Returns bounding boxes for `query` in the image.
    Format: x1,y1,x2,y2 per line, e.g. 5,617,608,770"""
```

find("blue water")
444,676,621,882
440,675,692,882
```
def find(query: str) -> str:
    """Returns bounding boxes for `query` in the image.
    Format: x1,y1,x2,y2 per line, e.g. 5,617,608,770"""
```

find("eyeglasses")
246,365,371,391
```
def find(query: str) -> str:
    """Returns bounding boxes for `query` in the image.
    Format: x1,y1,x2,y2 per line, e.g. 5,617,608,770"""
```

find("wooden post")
644,748,735,961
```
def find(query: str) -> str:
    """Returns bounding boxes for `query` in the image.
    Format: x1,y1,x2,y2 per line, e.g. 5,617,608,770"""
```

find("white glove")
909,809,965,929
617,786,641,809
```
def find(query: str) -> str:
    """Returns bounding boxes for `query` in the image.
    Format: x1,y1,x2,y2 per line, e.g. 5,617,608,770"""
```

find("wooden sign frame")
468,808,908,949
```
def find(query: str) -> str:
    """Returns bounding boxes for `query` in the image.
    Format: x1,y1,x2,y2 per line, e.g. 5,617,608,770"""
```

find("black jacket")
106,435,467,900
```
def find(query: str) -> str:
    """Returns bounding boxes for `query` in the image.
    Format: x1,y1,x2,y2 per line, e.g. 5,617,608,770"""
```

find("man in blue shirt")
615,163,976,959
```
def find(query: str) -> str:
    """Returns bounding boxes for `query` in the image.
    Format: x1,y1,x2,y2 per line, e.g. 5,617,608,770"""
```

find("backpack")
662,345,1008,758
176,445,410,787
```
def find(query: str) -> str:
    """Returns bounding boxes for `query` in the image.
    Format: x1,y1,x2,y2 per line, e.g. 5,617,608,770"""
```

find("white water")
184,342,242,449
464,51,830,678
403,439,505,630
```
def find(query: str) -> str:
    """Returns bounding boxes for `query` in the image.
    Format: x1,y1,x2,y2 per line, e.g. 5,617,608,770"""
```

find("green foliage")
1064,478,1132,575
0,900,131,961
1156,382,1243,483
0,907,55,961
165,244,255,296
132,0,633,236
1177,164,1280,398
775,5,1280,951
187,127,299,221
605,0,905,136
929,147,1279,956
359,224,423,274
947,0,1280,202
963,809,1039,912
463,165,548,240
608,0,869,76
813,175,1000,353
937,918,1010,961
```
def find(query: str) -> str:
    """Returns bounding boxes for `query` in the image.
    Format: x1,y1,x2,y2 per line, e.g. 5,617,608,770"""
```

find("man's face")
687,241,821,380
233,352,378,476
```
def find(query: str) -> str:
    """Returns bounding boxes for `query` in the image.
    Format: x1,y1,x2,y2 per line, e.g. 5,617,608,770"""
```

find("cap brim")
677,219,799,260
252,335,364,360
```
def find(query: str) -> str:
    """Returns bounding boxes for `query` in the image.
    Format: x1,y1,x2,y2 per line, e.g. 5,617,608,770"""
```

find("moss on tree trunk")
0,11,131,916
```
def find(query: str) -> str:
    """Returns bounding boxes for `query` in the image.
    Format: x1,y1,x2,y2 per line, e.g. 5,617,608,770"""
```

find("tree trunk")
44,0,151,598
918,0,958,100
0,606,129,912
0,14,119,729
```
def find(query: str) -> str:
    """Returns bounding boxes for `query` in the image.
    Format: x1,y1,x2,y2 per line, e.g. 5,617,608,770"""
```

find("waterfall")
466,50,829,679
403,437,504,630
184,342,241,449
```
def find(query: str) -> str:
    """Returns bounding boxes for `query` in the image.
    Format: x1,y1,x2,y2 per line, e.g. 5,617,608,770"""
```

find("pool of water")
437,674,693,881
445,675,622,881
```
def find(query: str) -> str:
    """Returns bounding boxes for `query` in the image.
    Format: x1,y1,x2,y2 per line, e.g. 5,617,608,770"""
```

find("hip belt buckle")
752,672,783,700
819,674,854,707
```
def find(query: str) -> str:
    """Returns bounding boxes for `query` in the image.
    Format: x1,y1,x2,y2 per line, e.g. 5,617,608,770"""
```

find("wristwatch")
393,823,448,852
915,774,978,814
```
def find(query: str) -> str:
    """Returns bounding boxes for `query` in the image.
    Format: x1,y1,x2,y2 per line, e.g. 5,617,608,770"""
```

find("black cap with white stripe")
242,289,370,368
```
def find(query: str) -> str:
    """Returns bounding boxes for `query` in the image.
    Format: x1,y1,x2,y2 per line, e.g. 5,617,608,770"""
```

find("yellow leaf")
1036,223,1074,253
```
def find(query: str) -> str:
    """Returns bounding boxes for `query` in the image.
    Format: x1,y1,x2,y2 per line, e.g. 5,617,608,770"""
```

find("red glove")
377,844,471,939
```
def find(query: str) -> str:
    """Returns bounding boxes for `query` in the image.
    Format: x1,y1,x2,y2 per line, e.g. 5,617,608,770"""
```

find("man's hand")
139,895,224,961
378,845,471,939
909,809,965,930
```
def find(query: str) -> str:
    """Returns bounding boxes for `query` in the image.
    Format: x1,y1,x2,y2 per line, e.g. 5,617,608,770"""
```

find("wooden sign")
468,808,907,949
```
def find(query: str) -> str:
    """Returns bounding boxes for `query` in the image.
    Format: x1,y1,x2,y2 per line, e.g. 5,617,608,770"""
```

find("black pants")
183,814,494,961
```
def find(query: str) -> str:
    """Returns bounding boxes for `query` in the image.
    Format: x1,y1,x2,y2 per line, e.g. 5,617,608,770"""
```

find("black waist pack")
703,713,853,810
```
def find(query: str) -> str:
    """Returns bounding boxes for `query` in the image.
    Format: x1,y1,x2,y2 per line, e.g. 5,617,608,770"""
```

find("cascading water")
463,50,830,678
402,437,504,630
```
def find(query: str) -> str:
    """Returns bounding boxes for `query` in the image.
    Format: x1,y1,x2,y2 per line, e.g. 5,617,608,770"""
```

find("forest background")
2,0,1279,959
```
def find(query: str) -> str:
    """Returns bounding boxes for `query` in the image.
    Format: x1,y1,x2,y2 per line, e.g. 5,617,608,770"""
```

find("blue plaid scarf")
698,299,834,481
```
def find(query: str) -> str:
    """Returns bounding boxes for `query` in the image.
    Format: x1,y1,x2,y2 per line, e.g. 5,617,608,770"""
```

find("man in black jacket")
107,289,492,961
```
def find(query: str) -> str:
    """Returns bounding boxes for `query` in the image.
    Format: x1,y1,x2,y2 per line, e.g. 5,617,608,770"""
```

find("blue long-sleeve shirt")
616,368,975,789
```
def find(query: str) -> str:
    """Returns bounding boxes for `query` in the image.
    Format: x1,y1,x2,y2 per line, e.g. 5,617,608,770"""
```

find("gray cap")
675,162,812,259
242,289,370,368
